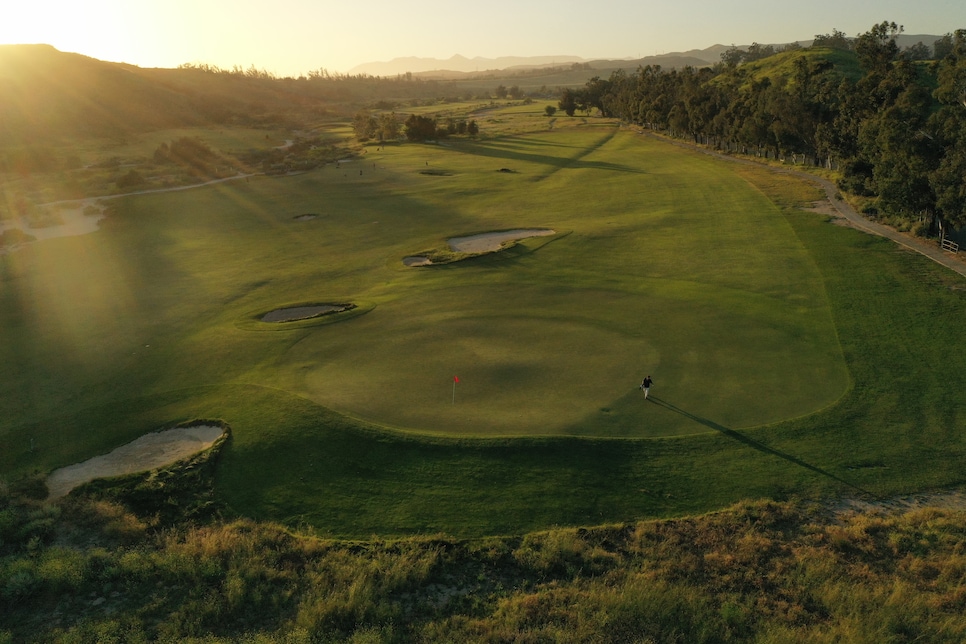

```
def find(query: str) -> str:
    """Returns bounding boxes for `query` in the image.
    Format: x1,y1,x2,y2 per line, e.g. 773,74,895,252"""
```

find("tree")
352,110,378,140
903,42,931,61
508,85,524,100
744,43,776,62
378,112,400,141
115,169,145,189
404,114,437,141
813,29,852,51
545,105,557,117
582,76,613,115
929,107,966,228
855,21,903,73
935,30,966,107
467,120,479,136
494,85,508,99
720,46,745,67
559,88,579,116
934,34,955,60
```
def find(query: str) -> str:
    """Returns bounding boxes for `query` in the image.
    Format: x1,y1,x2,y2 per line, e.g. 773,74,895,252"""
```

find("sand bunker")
404,229,556,266
448,229,555,253
403,256,433,267
261,304,349,322
46,425,224,499
0,200,106,253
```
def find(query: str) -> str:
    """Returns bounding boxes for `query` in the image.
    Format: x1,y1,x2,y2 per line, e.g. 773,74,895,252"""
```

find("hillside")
0,45,209,142
4,473,966,642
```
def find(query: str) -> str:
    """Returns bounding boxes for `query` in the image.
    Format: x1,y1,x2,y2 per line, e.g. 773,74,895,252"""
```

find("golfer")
640,375,653,399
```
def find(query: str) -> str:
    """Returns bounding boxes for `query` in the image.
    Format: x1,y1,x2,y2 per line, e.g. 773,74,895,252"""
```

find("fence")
941,238,959,253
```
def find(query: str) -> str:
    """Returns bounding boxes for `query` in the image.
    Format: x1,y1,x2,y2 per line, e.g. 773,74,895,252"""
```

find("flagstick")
452,379,456,404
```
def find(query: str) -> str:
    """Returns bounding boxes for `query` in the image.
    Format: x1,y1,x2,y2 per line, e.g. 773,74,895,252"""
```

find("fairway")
2,122,846,439
5,110,964,537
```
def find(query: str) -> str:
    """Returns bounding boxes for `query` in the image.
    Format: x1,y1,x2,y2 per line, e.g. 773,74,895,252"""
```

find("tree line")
559,23,966,232
352,111,479,142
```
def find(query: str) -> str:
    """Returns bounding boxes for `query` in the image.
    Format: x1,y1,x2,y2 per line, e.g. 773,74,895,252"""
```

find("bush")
115,169,146,189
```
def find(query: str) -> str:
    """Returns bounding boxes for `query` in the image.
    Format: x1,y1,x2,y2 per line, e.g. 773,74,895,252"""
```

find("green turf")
2,112,963,537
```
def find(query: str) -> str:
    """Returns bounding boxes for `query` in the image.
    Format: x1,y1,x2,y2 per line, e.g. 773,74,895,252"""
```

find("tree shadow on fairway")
648,396,871,496
456,139,647,177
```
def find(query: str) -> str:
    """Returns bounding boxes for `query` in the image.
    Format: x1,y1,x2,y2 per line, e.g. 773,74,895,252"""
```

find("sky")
2,0,965,76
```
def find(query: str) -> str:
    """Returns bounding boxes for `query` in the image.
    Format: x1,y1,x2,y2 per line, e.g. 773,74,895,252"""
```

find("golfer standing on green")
640,375,653,399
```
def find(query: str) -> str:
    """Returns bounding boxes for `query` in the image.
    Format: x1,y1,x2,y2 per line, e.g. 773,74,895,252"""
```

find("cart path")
37,172,260,209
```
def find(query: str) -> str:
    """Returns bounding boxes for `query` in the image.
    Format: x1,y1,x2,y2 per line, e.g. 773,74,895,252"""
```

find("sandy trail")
828,489,966,523
46,425,225,499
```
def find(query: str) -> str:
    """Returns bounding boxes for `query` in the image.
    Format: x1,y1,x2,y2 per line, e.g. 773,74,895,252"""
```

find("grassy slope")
5,492,966,643
1,111,964,538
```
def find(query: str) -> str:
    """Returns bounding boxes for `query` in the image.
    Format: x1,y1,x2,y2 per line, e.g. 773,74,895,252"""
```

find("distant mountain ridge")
350,34,944,77
349,54,588,76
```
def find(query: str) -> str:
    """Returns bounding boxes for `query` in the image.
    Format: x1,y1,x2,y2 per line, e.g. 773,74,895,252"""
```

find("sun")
0,2,151,66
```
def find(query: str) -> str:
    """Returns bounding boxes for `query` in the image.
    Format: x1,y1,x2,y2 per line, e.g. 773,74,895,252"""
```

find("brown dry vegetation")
3,469,966,643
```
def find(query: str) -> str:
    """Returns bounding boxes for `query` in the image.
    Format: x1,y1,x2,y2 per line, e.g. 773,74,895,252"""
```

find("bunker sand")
46,425,224,499
448,229,555,253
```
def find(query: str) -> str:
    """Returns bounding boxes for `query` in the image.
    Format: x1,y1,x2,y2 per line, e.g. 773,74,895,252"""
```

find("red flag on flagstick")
453,376,460,383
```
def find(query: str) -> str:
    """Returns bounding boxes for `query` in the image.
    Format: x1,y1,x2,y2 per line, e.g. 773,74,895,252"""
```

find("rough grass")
4,488,966,643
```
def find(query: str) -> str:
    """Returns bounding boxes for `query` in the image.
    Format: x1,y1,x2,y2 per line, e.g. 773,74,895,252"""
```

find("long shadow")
455,137,647,178
648,396,872,496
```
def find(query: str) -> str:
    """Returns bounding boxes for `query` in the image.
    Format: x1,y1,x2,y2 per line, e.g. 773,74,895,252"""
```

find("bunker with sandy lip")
261,304,352,323
448,228,555,253
46,424,225,499
404,229,555,266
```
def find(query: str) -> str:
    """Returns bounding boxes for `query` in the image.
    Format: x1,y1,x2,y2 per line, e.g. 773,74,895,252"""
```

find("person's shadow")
648,396,871,496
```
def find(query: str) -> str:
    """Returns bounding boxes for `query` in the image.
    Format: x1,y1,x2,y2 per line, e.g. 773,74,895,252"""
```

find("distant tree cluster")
154,137,218,170
561,23,966,232
494,85,526,100
353,111,401,142
403,114,478,142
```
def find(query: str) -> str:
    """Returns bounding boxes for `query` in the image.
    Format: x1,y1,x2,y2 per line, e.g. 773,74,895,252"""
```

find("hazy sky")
2,0,965,75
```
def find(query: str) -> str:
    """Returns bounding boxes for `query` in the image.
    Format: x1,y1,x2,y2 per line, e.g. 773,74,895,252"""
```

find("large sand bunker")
45,425,224,499
261,304,351,322
448,229,555,253
405,229,556,266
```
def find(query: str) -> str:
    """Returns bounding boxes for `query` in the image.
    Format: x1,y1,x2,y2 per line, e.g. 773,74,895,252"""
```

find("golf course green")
1,109,964,537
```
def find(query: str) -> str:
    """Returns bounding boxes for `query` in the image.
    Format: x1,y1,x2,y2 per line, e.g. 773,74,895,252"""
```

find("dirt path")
1,173,262,253
46,425,225,499
643,132,966,279
38,172,260,209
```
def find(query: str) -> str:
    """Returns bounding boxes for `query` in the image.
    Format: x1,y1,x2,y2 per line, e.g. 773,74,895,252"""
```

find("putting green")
297,307,658,434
